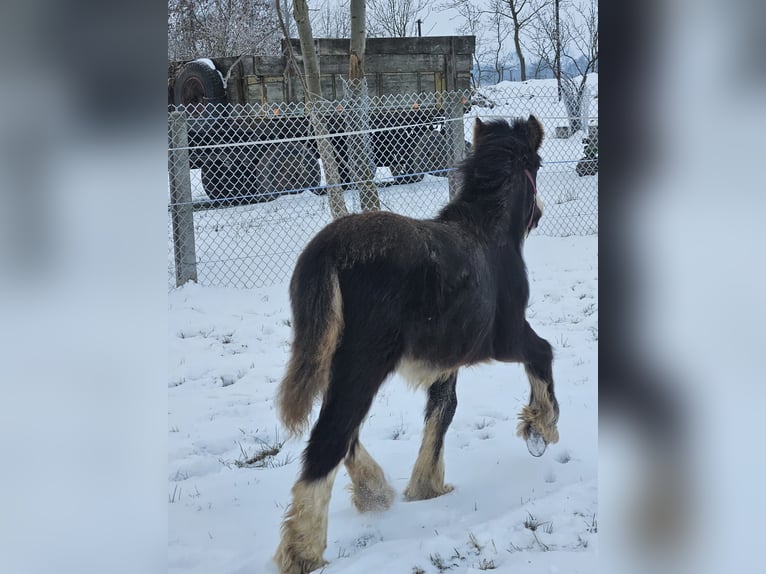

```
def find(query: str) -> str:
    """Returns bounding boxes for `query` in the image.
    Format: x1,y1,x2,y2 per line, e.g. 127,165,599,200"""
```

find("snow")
169,235,598,573
191,57,226,88
193,58,216,71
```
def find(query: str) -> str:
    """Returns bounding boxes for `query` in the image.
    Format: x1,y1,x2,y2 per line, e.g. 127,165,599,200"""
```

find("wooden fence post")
168,111,198,286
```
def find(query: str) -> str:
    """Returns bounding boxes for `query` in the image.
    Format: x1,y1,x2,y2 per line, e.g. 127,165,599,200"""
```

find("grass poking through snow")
227,435,294,469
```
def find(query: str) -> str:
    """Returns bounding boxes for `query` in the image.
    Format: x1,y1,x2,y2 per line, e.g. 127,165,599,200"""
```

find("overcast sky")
412,7,462,36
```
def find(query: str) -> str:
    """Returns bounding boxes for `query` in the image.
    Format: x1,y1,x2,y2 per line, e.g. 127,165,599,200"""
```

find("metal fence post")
168,110,198,286
581,85,590,133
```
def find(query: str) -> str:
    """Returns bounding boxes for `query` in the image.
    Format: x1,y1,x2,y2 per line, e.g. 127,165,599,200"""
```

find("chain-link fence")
168,81,597,289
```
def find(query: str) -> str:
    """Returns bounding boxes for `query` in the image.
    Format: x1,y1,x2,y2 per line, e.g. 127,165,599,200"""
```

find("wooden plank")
445,40,456,91
252,57,286,76
434,71,446,92
366,74,379,97
241,56,255,76
456,72,472,91
285,36,476,56
264,82,285,103
288,76,305,103
380,73,420,96
419,73,436,93
246,81,264,105
314,54,455,74
320,75,336,100
365,53,447,73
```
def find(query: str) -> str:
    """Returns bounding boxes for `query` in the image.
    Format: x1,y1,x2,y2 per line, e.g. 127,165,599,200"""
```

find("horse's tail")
277,252,343,436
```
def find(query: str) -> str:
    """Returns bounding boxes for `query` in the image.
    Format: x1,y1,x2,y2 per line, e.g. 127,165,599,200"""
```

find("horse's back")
293,210,497,367
299,211,429,270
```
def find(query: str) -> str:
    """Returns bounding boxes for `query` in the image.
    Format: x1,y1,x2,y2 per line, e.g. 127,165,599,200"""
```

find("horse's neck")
438,197,523,246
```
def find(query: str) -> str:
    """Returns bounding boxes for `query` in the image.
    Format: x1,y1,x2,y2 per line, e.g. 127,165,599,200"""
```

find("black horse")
274,116,559,574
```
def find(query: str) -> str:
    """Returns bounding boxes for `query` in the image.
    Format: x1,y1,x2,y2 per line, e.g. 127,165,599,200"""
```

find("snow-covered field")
169,235,598,573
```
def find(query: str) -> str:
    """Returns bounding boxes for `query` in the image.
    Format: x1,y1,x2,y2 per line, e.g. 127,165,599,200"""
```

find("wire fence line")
168,82,598,289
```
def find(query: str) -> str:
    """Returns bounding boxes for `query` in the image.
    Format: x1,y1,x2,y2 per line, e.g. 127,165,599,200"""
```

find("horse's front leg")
517,321,560,456
404,371,458,501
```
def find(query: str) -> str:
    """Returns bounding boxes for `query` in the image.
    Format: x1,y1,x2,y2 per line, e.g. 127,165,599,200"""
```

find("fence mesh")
168,82,598,289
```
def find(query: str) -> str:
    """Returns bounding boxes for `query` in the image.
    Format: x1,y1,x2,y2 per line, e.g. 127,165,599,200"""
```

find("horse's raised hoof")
526,430,547,457
350,481,395,512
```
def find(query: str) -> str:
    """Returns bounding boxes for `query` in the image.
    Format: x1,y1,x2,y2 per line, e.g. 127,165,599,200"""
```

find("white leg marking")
274,468,338,574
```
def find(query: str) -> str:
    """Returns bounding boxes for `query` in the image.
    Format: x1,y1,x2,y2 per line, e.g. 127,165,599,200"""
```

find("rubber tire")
418,132,472,178
390,130,458,184
418,131,451,175
173,61,226,107
390,171,425,185
390,147,425,184
258,143,322,198
201,137,264,203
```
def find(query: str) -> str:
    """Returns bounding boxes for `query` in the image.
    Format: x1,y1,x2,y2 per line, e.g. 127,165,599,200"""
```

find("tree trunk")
514,29,526,81
554,0,561,99
561,77,586,132
348,0,380,212
292,0,348,219
510,4,526,81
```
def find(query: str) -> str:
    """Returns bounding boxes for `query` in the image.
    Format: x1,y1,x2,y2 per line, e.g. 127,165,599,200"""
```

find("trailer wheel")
390,160,425,184
258,143,322,198
416,131,471,178
173,60,227,112
201,147,266,203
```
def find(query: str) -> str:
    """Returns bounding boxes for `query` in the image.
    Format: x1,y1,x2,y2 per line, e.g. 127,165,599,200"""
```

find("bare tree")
347,0,381,211
312,0,351,37
168,0,199,60
168,0,282,59
554,0,561,94
568,0,598,76
492,0,551,81
449,1,487,86
282,0,349,218
529,0,597,131
367,0,430,37
442,1,508,85
442,0,550,83
488,6,514,82
277,0,296,38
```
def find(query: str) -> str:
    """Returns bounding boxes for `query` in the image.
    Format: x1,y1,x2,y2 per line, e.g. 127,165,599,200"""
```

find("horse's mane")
437,118,539,242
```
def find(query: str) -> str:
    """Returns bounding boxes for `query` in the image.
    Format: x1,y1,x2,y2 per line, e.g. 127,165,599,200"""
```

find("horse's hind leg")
275,342,395,574
344,431,395,512
404,372,458,501
517,321,560,456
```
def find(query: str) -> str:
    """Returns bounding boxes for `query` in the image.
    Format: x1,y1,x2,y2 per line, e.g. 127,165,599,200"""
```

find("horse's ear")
526,115,544,151
473,117,485,142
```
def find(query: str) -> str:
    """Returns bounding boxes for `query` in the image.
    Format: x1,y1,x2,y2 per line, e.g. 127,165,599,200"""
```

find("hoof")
274,542,327,574
403,482,454,501
526,430,547,457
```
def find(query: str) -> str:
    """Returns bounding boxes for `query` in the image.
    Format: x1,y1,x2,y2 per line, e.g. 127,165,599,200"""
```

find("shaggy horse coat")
274,116,559,574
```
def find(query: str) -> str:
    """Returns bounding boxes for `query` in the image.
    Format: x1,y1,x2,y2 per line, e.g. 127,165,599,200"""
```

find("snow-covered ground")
168,235,598,573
